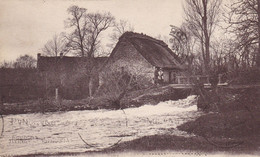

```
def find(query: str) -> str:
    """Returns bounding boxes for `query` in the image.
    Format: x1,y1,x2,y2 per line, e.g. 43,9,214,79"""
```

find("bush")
228,67,260,85
95,70,139,109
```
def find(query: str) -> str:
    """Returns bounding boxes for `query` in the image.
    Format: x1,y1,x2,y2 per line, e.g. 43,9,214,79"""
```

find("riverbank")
42,87,258,155
102,134,258,153
101,87,260,153
0,85,191,115
17,136,260,157
102,113,259,153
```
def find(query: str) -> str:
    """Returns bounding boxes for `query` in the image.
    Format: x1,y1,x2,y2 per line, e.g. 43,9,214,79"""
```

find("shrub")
227,67,260,85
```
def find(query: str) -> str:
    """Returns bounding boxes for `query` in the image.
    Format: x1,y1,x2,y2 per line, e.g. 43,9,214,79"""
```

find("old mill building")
100,32,185,87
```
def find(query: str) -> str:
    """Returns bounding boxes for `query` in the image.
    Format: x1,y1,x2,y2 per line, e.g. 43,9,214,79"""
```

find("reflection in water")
0,95,201,156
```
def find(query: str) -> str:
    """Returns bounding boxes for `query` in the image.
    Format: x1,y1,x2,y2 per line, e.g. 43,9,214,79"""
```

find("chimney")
37,53,41,59
37,53,41,69
60,53,63,58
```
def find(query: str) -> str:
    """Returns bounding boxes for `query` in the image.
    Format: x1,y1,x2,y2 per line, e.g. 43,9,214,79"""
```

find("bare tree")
107,20,134,51
170,25,189,57
13,55,36,69
96,70,134,109
65,6,115,97
41,33,68,57
85,12,115,57
169,24,196,73
210,38,231,73
84,12,115,97
65,5,88,57
65,6,115,58
226,0,260,67
258,0,260,67
184,0,222,74
113,20,134,36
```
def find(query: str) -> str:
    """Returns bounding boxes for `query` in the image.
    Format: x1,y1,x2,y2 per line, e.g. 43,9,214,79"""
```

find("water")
0,95,201,156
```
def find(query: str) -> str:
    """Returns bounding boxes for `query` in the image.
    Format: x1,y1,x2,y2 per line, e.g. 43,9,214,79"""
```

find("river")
0,95,201,156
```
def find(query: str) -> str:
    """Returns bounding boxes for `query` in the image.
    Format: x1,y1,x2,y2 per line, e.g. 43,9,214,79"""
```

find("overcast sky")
0,0,184,63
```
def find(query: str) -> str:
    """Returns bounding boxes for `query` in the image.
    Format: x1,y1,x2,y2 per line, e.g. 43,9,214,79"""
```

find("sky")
0,0,184,63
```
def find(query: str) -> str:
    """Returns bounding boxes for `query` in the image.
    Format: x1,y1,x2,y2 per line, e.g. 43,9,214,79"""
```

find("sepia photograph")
0,0,259,156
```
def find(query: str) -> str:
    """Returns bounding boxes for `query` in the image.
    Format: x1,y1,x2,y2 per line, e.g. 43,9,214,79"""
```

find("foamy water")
0,95,201,156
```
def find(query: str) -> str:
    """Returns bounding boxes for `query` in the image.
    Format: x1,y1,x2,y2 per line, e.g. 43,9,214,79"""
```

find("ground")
102,86,260,153
1,84,259,154
106,111,259,153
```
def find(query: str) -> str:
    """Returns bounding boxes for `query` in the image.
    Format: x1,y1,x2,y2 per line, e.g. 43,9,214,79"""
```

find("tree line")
169,0,260,79
1,1,260,84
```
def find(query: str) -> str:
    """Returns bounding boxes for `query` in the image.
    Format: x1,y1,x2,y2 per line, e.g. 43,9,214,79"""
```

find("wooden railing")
175,74,226,85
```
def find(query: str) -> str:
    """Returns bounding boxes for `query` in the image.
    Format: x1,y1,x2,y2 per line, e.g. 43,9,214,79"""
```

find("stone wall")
100,41,154,88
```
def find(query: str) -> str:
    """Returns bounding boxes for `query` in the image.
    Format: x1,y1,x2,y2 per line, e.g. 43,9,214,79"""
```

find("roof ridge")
120,32,168,47
38,56,107,59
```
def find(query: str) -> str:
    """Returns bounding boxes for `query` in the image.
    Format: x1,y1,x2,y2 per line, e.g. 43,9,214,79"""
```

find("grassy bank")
103,134,259,153
0,85,191,115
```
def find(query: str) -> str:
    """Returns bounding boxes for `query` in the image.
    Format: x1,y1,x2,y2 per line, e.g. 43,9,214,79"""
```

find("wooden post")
177,76,181,84
163,70,170,83
169,71,171,83
89,77,93,98
45,72,47,98
218,74,221,84
187,77,190,85
55,88,58,101
206,75,210,84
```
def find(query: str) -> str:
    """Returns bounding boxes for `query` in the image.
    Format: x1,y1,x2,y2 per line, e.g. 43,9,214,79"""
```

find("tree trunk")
257,0,260,67
89,77,94,97
88,57,95,97
202,0,210,74
204,34,210,73
201,36,206,74
75,16,84,57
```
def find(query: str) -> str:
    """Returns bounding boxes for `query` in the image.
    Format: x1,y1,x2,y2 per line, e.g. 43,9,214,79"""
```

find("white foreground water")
0,95,201,156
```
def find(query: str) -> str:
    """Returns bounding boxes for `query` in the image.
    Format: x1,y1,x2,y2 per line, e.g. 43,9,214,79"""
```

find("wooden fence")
175,74,226,85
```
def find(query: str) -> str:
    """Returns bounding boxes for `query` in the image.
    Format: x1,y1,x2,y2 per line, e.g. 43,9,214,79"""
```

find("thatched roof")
37,55,107,72
110,32,185,70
